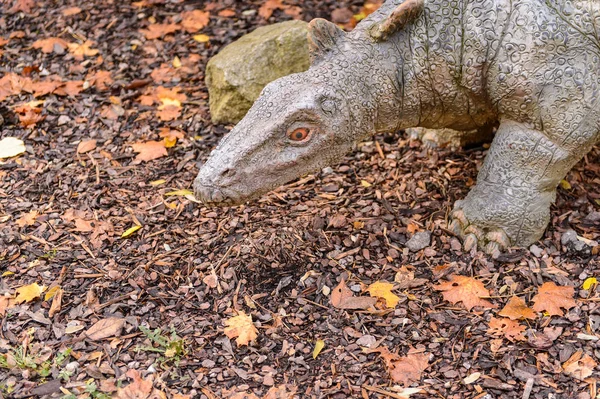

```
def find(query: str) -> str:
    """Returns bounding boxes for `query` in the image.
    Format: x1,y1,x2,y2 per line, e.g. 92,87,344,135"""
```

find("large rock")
206,20,310,125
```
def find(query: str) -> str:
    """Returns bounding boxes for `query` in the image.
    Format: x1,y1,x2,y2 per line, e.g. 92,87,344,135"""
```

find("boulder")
206,20,310,125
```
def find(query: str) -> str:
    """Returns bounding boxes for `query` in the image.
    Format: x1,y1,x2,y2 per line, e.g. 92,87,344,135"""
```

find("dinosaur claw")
484,241,500,256
449,219,462,235
464,233,478,251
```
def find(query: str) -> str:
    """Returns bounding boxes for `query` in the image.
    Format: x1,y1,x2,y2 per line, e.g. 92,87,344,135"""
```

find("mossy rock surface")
206,20,310,125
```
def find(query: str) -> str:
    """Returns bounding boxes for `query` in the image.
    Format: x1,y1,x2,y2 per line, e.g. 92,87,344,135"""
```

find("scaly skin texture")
195,0,600,252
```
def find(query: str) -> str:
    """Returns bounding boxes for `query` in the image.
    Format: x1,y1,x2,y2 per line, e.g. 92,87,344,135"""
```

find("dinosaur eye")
288,127,311,142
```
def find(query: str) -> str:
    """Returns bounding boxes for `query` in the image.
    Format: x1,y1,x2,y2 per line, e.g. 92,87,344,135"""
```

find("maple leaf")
14,101,45,127
258,0,287,19
181,10,210,33
562,351,597,380
68,40,99,60
32,78,62,97
140,23,181,40
156,86,187,104
433,275,497,311
15,282,46,304
55,80,84,97
376,347,430,386
224,311,258,346
156,105,181,121
151,64,177,83
114,369,165,399
86,70,113,91
367,281,400,308
487,316,526,342
498,296,536,320
132,140,168,163
16,210,38,227
100,104,125,120
159,128,184,147
32,37,70,53
0,72,32,101
532,282,576,316
330,279,377,310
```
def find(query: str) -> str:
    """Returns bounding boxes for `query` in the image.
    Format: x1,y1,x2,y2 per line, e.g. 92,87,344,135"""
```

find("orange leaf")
68,40,99,60
224,311,258,346
32,78,62,97
140,23,181,40
532,282,576,316
55,80,84,97
487,316,526,342
114,369,164,399
218,9,236,17
86,70,113,91
15,282,46,304
181,10,209,33
433,275,497,311
16,210,38,227
32,37,70,53
330,279,377,310
376,347,429,385
562,351,597,380
77,139,97,154
8,0,36,14
498,296,536,320
132,140,168,163
62,6,81,16
156,105,181,121
258,0,286,19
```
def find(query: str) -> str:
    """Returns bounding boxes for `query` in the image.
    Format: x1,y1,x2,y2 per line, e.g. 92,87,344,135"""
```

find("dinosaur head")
194,71,358,206
194,19,373,206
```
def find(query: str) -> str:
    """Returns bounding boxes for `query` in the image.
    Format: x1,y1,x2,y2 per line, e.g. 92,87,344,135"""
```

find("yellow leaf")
44,285,61,301
150,179,166,186
159,97,181,108
353,221,364,229
15,283,46,304
172,56,181,68
121,225,142,238
0,137,26,159
165,189,193,196
360,180,372,188
313,339,325,359
583,277,597,290
560,180,571,190
163,136,177,148
224,311,258,346
193,34,210,43
1,271,14,277
367,281,400,308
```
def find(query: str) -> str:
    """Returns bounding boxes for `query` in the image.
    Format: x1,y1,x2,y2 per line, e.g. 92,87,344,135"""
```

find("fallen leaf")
582,277,597,290
48,288,63,318
156,105,181,121
376,347,429,386
86,70,113,91
259,0,286,19
62,6,81,16
77,139,97,154
16,210,38,227
224,311,258,346
487,316,526,342
114,369,164,399
562,350,597,380
165,189,193,196
313,339,325,359
8,0,36,14
15,282,46,304
367,281,400,308
32,37,70,53
498,296,536,320
0,137,26,159
86,317,125,340
44,286,61,301
330,279,377,310
218,9,236,17
263,385,297,399
68,41,99,60
132,141,168,163
532,282,576,316
433,275,497,311
0,297,16,317
55,80,84,97
32,78,62,97
181,10,210,33
140,23,181,39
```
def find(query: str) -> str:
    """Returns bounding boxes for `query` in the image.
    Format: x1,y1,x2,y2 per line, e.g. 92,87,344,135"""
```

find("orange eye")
288,127,311,141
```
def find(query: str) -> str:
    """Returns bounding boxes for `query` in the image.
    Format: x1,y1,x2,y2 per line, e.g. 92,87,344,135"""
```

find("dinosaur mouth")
193,180,241,207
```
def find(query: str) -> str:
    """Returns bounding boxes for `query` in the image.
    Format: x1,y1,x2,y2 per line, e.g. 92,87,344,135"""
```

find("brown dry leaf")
14,101,45,127
8,0,36,14
330,279,377,310
140,23,181,40
562,351,598,380
132,141,168,163
74,218,94,232
86,317,125,341
262,385,297,399
62,6,81,16
532,282,576,316
150,64,177,83
259,0,287,19
114,369,164,399
32,79,62,97
487,316,526,342
68,40,99,60
15,282,46,304
228,393,260,399
156,106,180,121
498,296,536,320
48,288,63,318
55,80,84,97
377,347,430,386
367,281,400,308
0,297,16,317
32,37,70,53
159,128,184,147
224,311,258,346
77,139,97,154
87,70,113,91
433,275,497,311
16,210,38,227
181,10,210,32
218,9,236,17
100,104,124,120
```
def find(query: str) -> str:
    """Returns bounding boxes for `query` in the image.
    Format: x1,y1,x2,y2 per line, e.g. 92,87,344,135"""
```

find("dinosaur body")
195,0,600,253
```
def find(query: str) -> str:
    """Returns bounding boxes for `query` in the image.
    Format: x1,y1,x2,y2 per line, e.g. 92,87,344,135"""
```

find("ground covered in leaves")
1,0,600,398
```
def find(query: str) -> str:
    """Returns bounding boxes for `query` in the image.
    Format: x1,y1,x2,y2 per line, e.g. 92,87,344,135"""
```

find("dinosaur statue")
194,0,600,254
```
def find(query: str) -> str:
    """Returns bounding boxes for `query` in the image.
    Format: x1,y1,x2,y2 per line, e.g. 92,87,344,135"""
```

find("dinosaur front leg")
449,119,586,254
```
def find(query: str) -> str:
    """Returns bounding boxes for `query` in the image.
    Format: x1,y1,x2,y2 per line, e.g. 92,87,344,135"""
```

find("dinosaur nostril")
220,168,235,179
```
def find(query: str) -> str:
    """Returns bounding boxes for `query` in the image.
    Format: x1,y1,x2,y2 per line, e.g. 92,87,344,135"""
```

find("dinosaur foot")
449,208,511,256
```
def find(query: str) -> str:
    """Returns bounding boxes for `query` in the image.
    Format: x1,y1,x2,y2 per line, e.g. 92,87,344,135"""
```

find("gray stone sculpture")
195,0,600,254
